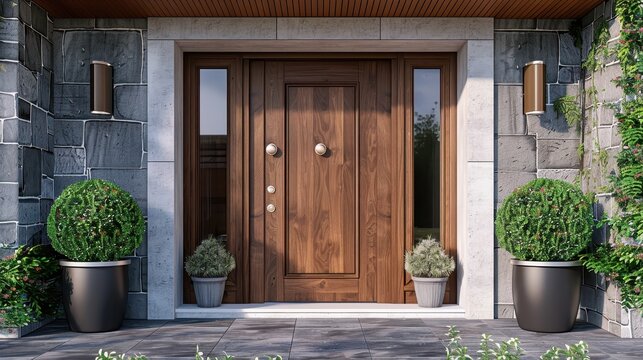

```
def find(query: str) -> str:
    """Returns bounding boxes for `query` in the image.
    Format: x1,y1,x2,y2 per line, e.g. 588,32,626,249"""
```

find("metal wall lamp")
90,60,113,115
523,61,545,115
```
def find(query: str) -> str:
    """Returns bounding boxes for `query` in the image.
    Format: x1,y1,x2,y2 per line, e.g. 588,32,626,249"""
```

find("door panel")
286,86,357,276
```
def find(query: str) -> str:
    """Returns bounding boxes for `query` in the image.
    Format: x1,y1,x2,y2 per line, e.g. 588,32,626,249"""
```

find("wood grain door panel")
286,86,357,276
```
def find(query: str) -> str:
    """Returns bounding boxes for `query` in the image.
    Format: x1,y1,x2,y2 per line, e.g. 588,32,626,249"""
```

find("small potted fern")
405,236,455,307
185,236,236,307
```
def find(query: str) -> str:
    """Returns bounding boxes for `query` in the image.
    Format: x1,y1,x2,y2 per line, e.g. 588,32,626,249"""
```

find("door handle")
265,143,278,156
314,143,327,156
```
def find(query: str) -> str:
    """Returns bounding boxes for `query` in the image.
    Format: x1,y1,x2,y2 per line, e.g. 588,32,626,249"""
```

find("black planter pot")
511,259,582,333
60,259,130,333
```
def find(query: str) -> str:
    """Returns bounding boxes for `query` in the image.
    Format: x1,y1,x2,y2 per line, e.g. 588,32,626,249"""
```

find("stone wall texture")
52,18,148,319
0,0,54,257
577,0,642,338
494,17,583,319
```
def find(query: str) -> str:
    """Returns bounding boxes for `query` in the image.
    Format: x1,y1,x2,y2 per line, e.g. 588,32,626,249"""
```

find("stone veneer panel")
52,18,148,319
0,0,54,257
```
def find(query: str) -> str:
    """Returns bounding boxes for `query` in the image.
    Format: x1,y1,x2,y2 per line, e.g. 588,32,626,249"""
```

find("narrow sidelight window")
199,69,228,239
413,69,441,242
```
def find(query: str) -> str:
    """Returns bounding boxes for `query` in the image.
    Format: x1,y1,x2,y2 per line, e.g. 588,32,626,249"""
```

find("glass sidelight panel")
199,69,228,240
413,69,441,243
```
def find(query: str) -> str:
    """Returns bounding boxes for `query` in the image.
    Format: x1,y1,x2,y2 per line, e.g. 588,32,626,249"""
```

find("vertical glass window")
413,69,441,243
199,69,228,240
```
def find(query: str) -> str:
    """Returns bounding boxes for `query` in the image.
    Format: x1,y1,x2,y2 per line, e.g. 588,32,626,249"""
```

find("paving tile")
296,318,361,328
367,339,445,357
35,350,100,360
164,319,233,328
129,340,217,358
360,318,428,328
290,349,371,359
147,325,227,342
0,340,64,357
361,326,438,342
209,338,291,359
293,327,365,340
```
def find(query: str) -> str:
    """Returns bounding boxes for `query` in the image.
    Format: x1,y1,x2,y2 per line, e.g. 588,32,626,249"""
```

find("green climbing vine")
553,95,582,127
581,0,643,311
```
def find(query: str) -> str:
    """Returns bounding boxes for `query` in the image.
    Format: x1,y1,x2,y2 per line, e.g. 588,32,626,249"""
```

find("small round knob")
265,143,278,156
266,204,276,213
314,143,327,156
266,185,276,194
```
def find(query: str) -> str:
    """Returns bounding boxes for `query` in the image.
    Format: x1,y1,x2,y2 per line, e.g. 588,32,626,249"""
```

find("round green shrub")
495,178,594,261
47,179,145,262
404,235,455,278
185,236,236,278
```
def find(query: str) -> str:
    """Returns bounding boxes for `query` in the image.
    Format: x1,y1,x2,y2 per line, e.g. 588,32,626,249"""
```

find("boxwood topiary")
47,179,145,262
495,178,594,261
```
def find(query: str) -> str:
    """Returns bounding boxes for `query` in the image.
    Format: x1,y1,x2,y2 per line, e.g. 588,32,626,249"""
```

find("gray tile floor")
1,318,643,359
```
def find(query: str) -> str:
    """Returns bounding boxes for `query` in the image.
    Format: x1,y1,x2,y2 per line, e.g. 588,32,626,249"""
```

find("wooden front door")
249,60,404,302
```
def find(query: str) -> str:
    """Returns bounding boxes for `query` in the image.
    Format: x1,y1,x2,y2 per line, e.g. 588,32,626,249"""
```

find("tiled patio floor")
1,318,643,359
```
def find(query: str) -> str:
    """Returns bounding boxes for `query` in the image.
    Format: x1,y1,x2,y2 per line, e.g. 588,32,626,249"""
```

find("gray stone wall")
0,0,54,257
52,18,148,319
577,0,642,338
494,18,583,319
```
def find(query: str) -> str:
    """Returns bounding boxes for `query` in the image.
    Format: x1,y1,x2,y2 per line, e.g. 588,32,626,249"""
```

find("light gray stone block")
18,64,37,103
53,18,95,29
91,169,147,215
537,19,574,31
495,85,525,135
494,248,513,304
279,17,378,39
548,84,579,105
558,66,581,84
41,38,52,70
0,93,15,118
41,150,53,177
147,40,176,162
18,198,39,225
54,147,85,174
31,106,47,150
96,18,147,29
382,18,493,40
494,32,559,84
149,17,275,40
0,41,19,60
0,0,19,18
114,85,147,121
127,256,142,292
0,61,17,93
0,18,19,41
20,146,40,196
31,3,48,36
63,30,142,83
125,293,147,320
2,118,28,144
497,136,537,172
537,139,581,169
598,126,612,149
37,68,51,111
0,183,19,221
0,143,19,182
54,120,83,146
537,169,580,183
53,174,86,196
24,26,40,72
559,33,581,65
496,171,536,203
594,65,623,103
494,19,536,30
0,223,17,247
495,304,515,319
41,177,53,200
526,105,580,140
85,121,142,168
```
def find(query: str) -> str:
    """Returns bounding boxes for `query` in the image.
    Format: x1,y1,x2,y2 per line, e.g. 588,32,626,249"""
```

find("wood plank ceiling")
34,0,601,19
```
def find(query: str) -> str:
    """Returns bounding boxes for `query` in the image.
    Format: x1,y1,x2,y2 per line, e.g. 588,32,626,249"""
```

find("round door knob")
314,143,327,156
265,143,278,156
266,185,276,194
266,204,276,213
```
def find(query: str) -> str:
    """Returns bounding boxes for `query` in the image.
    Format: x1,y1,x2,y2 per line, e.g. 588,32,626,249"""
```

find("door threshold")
176,303,465,319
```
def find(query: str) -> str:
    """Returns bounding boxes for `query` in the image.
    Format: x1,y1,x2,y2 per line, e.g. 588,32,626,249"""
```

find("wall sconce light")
90,60,113,115
523,61,545,115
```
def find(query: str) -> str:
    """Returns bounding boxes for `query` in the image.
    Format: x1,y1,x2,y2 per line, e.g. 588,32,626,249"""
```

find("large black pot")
511,260,582,333
60,259,130,333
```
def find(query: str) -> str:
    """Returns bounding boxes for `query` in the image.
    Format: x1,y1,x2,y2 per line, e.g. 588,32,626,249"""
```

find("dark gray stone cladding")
0,0,55,257
51,17,148,319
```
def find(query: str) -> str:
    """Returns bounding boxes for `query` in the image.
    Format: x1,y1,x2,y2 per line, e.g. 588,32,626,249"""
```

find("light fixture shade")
90,61,113,115
523,61,545,115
